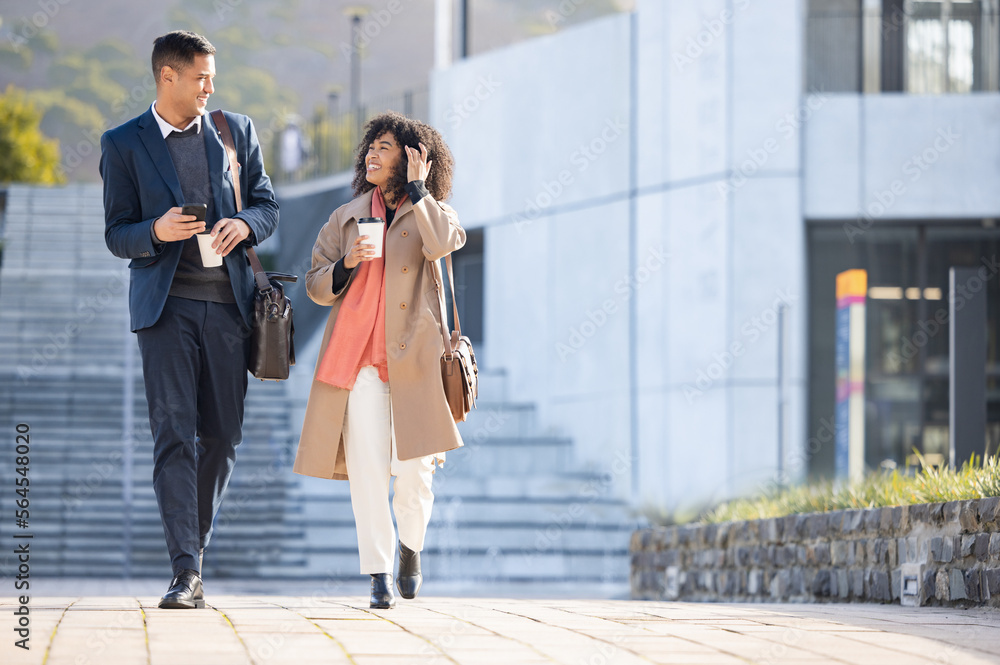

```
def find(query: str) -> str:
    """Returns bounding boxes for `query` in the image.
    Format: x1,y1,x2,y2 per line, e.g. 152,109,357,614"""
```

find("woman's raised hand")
405,142,433,183
344,235,376,269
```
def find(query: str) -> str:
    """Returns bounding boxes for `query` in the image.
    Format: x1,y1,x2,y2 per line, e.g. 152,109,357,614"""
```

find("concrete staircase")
287,369,642,584
0,185,305,579
0,184,642,586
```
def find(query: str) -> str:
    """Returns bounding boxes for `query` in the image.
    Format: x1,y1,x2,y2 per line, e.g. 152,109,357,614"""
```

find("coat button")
401,266,409,273
401,230,408,237
400,302,407,309
399,343,406,350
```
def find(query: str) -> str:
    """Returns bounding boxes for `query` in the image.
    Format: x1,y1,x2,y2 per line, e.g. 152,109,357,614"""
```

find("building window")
806,0,1000,93
807,223,1000,477
807,0,863,92
449,228,484,347
903,0,988,93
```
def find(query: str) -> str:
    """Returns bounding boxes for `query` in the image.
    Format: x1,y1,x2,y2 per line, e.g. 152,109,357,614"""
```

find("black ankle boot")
370,573,396,609
158,569,204,609
396,541,422,600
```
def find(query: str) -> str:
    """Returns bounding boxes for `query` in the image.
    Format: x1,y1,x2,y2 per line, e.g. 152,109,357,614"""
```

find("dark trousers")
136,296,250,576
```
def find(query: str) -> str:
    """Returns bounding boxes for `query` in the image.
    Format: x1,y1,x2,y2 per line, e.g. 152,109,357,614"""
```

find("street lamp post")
344,6,369,140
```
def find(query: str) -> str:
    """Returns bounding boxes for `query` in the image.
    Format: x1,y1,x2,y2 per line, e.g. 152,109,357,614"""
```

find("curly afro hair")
351,111,455,204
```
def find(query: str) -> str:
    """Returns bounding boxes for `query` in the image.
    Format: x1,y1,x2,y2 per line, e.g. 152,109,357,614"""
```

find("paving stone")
28,593,1000,665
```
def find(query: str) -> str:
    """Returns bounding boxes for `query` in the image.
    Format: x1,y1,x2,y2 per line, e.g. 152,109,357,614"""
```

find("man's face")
160,53,215,121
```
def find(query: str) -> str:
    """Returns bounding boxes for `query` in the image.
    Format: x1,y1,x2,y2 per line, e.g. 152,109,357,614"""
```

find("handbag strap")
210,109,270,293
438,254,462,359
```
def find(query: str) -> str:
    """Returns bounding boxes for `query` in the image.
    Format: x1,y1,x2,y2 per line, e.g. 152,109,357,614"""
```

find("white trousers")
343,366,436,574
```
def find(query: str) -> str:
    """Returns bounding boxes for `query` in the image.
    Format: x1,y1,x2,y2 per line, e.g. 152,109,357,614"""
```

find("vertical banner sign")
835,269,867,482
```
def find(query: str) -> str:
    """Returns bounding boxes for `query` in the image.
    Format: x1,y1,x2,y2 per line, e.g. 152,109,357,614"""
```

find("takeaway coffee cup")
196,232,223,267
357,217,385,258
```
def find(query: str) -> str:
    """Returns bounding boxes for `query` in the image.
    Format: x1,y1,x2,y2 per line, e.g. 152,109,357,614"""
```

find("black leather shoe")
158,569,204,609
370,573,396,609
396,541,422,600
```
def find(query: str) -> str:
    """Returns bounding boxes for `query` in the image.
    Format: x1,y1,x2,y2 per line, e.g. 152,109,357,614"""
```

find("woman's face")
365,132,402,189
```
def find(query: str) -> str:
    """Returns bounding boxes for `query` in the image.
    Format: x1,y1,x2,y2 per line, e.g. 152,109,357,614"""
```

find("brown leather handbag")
437,254,478,422
212,109,297,381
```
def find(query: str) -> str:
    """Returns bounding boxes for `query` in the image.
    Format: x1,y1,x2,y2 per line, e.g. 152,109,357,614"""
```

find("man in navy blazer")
100,30,278,608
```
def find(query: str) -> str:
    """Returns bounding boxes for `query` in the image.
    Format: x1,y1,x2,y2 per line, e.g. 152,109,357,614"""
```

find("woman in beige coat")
293,112,465,608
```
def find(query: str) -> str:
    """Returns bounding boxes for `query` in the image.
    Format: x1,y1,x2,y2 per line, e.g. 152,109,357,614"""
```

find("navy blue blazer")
100,108,279,332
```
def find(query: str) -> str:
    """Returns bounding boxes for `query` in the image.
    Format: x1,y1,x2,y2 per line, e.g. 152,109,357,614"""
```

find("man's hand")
152,207,206,242
210,217,252,257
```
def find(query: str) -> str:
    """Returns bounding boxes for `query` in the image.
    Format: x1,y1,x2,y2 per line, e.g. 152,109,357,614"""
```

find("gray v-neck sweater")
164,125,235,304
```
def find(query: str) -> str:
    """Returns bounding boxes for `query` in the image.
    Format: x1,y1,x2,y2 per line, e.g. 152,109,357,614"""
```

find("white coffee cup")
358,218,385,258
196,233,223,267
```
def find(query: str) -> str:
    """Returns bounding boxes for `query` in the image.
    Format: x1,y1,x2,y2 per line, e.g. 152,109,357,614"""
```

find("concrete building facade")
425,0,1000,512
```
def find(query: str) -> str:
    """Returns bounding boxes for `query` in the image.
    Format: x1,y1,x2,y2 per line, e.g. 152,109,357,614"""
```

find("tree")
0,85,64,185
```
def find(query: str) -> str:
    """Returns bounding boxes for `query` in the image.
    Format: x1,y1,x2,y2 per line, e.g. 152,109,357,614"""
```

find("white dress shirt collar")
151,102,202,139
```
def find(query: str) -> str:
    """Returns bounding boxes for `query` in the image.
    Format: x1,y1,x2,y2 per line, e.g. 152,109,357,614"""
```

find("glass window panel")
907,9,947,93
924,226,1000,455
810,223,1000,478
806,0,862,92
808,225,921,475
948,19,975,91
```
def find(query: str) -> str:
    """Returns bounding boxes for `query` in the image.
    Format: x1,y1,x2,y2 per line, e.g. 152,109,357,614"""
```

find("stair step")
0,184,638,583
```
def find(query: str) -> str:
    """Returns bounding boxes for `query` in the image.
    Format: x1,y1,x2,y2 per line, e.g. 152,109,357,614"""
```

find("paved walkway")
4,592,1000,665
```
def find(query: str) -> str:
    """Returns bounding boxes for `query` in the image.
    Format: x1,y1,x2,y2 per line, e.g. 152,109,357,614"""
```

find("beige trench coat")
292,188,467,480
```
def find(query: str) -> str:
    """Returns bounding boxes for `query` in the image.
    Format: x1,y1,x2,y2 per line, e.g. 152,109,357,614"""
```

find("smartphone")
181,204,207,221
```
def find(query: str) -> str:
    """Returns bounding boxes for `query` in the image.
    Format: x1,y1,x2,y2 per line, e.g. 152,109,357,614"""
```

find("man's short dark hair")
152,31,216,82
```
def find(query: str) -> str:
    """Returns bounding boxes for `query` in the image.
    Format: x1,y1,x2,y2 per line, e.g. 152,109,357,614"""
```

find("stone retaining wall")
631,497,1000,606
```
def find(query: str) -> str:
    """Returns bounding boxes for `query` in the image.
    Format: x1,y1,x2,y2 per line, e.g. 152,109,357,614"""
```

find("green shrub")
703,454,1000,524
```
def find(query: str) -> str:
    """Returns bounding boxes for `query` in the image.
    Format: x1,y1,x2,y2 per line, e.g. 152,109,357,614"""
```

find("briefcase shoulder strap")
437,254,464,358
210,109,269,292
